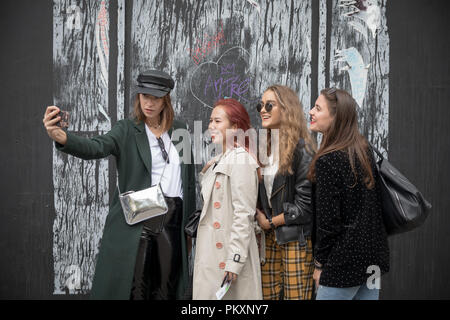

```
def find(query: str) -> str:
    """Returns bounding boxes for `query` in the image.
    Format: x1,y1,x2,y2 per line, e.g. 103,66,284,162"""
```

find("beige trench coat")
193,147,262,300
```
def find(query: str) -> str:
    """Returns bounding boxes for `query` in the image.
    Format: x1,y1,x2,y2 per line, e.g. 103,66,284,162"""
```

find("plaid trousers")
261,230,314,300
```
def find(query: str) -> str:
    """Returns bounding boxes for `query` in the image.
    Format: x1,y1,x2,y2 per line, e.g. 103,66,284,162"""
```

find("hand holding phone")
54,110,70,128
43,106,68,145
221,273,231,288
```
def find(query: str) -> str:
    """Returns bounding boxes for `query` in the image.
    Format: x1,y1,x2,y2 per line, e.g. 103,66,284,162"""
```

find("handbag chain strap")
117,131,173,195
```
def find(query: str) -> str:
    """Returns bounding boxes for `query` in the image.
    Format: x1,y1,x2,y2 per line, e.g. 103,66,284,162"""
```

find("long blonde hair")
265,85,316,175
133,94,174,132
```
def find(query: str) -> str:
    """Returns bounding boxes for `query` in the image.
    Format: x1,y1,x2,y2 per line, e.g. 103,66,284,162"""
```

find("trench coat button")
216,242,223,249
214,201,221,209
213,222,221,229
219,262,226,269
215,181,221,189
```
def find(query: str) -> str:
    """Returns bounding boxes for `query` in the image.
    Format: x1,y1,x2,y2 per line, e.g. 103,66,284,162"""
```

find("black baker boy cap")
135,70,175,98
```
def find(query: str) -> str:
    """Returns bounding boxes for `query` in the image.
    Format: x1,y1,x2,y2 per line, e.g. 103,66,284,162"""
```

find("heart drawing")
189,46,259,109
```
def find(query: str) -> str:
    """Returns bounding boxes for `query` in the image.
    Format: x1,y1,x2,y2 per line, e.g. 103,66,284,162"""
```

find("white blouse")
263,152,279,208
145,124,183,199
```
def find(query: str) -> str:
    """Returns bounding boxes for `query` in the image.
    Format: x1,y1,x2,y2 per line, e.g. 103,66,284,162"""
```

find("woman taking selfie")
255,85,316,300
308,88,389,300
42,70,196,300
192,98,262,300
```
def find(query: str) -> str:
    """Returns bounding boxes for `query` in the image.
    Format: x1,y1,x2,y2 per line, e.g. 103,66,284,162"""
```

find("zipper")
270,184,285,199
271,184,285,246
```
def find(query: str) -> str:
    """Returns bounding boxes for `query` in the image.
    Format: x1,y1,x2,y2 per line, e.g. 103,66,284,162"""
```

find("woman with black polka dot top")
307,88,389,300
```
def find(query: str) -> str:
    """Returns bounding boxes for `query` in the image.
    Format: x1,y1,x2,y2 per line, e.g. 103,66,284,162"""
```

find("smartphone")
221,273,231,288
54,110,69,128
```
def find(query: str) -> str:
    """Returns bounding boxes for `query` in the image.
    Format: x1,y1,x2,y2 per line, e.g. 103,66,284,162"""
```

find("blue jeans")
316,284,379,300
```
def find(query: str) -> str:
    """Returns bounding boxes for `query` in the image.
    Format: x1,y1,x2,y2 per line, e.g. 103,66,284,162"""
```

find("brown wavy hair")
133,94,174,132
307,88,375,189
263,85,316,175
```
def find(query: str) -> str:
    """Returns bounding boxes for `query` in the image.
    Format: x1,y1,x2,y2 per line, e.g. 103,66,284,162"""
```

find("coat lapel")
134,122,153,182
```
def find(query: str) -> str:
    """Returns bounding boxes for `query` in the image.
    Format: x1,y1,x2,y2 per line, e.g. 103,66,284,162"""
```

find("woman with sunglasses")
42,70,196,300
308,88,389,300
192,98,262,300
255,85,316,300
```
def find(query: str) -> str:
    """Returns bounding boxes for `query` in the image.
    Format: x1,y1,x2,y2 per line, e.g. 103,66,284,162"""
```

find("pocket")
163,198,183,228
275,224,301,244
142,214,166,235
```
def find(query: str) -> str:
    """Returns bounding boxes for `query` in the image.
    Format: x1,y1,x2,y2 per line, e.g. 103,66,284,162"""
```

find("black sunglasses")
256,102,275,113
157,137,170,164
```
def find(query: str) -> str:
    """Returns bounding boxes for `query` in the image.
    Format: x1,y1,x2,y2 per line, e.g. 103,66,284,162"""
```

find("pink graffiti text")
188,21,226,65
97,1,109,56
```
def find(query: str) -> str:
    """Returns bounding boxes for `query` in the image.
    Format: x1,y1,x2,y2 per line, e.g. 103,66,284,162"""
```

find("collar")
133,119,178,137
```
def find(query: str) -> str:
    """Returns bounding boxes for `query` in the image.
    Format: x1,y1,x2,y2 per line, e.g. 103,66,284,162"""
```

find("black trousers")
130,197,183,300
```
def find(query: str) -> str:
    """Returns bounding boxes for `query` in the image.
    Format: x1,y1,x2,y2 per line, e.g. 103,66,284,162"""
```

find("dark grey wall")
382,0,450,299
0,0,449,299
0,0,55,299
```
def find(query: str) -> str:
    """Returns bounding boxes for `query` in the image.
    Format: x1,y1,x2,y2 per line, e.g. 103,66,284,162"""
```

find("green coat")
56,118,196,300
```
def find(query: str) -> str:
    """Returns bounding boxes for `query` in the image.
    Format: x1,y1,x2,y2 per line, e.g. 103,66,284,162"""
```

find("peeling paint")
329,0,389,155
53,0,110,294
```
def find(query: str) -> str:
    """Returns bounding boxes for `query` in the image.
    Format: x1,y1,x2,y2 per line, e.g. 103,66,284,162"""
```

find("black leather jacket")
258,140,314,245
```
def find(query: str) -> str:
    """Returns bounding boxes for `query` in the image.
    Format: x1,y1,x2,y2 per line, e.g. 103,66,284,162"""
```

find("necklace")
147,120,161,129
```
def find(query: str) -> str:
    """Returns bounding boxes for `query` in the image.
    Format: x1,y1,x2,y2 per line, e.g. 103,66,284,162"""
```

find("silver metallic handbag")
118,133,172,225
119,183,168,225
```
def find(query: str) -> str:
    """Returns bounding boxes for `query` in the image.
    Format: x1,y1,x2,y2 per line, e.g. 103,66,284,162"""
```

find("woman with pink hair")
192,98,262,300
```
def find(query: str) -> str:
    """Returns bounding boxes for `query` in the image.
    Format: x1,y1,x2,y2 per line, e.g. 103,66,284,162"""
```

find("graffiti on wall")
187,20,227,65
190,46,258,109
52,0,389,294
329,0,389,153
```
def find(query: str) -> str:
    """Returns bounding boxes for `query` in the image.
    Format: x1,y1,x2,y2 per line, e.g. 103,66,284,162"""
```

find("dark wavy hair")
307,88,375,189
